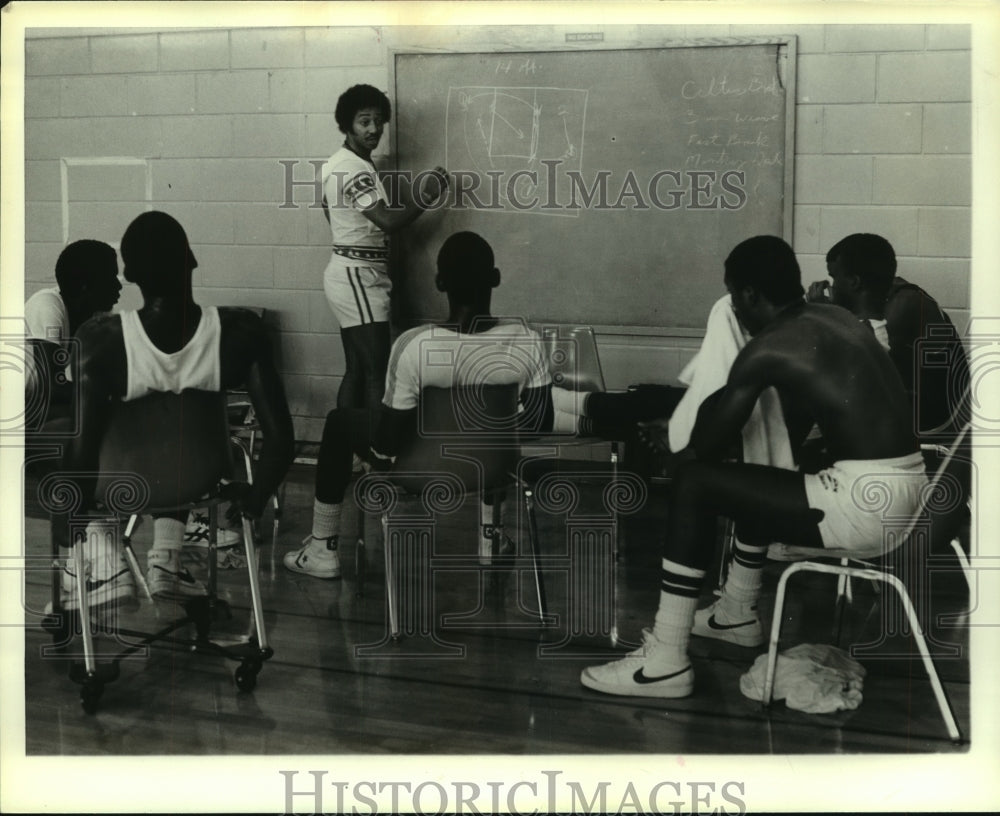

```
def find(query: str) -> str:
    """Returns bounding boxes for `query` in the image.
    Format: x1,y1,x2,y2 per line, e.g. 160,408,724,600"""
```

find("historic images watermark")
279,769,749,815
278,161,750,213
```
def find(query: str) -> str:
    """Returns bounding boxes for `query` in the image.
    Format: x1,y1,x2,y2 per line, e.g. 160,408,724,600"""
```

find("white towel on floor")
739,643,866,714
667,294,794,471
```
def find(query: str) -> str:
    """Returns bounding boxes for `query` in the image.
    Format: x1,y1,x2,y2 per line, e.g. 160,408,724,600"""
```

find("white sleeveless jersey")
120,306,223,401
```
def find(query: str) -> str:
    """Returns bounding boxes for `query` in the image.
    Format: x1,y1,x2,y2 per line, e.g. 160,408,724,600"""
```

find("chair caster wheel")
80,682,103,715
235,662,260,692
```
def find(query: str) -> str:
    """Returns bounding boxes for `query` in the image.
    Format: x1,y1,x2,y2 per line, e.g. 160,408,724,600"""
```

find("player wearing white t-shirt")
320,84,449,411
284,231,553,579
24,240,121,423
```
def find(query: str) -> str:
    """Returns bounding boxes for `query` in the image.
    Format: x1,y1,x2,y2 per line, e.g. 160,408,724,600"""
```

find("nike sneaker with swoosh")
580,629,694,698
147,547,208,601
691,601,764,647
44,524,137,613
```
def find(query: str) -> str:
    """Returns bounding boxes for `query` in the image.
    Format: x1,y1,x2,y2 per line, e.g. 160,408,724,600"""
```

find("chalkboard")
391,39,795,333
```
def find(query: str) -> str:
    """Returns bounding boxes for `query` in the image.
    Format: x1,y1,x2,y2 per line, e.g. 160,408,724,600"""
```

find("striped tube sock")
312,500,342,541
152,517,185,552
720,540,769,618
652,558,706,664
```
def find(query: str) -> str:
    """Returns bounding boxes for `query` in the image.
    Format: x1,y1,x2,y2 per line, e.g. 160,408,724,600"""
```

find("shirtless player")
581,235,927,698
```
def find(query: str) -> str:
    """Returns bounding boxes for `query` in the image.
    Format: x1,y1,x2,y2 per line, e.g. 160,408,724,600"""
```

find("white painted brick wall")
825,25,925,53
25,37,90,76
922,103,971,153
59,76,129,117
902,258,970,309
795,155,873,204
819,206,919,255
91,117,165,158
127,74,197,116
873,156,971,205
878,52,971,103
231,28,306,70
90,33,159,73
822,104,922,154
797,55,875,103
66,164,146,201
25,161,61,201
159,31,231,71
159,116,232,158
917,207,972,258
196,71,269,114
21,23,973,442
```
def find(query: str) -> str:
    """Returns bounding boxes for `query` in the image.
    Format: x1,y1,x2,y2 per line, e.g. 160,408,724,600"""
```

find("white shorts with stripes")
323,255,391,328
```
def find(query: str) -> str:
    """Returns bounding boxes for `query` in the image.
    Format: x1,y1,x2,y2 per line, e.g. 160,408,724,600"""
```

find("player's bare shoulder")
218,307,271,387
218,307,268,346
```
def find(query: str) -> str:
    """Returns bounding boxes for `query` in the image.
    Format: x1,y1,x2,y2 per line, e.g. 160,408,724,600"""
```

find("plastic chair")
761,421,972,742
524,325,637,650
42,389,272,712
357,384,550,643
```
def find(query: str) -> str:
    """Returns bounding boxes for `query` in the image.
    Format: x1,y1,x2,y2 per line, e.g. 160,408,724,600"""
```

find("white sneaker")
183,511,241,549
283,535,341,579
45,529,136,613
691,600,764,648
580,628,694,698
147,548,208,600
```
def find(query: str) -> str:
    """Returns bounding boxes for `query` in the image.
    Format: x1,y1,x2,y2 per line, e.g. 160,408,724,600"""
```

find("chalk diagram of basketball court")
446,86,589,216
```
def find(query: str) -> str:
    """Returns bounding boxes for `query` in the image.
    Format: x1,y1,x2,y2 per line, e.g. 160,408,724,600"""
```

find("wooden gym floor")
21,461,970,756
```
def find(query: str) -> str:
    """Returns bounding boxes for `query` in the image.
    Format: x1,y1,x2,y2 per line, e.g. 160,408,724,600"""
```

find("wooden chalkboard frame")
388,35,796,338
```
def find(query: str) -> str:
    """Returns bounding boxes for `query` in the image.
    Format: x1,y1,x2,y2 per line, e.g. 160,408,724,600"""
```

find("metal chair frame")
357,384,553,646
761,421,972,742
41,390,273,713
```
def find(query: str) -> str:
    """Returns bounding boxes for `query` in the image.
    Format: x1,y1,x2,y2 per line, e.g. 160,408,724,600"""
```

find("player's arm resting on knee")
360,166,449,234
688,348,771,461
222,310,295,520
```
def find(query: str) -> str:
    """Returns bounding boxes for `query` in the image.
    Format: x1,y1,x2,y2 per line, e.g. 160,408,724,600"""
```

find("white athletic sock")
312,500,341,542
152,517,186,552
651,558,705,668
719,540,768,618
551,386,587,416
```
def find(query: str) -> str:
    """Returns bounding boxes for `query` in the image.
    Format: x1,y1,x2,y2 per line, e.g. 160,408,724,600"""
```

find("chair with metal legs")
356,384,552,648
526,325,638,651
42,389,272,712
761,421,972,742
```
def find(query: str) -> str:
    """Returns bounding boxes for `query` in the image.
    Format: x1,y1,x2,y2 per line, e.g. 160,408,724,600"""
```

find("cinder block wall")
23,24,971,442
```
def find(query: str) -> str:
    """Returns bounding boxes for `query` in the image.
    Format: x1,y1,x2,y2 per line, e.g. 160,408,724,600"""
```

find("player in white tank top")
54,212,294,610
120,306,222,400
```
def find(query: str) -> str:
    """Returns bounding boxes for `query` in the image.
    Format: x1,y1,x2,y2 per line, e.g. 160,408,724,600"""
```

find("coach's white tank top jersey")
120,307,223,401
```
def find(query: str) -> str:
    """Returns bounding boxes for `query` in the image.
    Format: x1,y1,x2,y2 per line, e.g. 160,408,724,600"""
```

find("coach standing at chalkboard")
321,84,449,410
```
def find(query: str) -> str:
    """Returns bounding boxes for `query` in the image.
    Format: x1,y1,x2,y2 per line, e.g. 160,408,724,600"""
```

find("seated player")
284,231,553,578
580,235,927,698
55,211,295,608
24,239,122,424
809,233,969,435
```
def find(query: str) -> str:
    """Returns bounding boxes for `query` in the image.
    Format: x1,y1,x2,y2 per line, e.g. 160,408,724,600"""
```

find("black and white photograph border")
2,1,999,813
